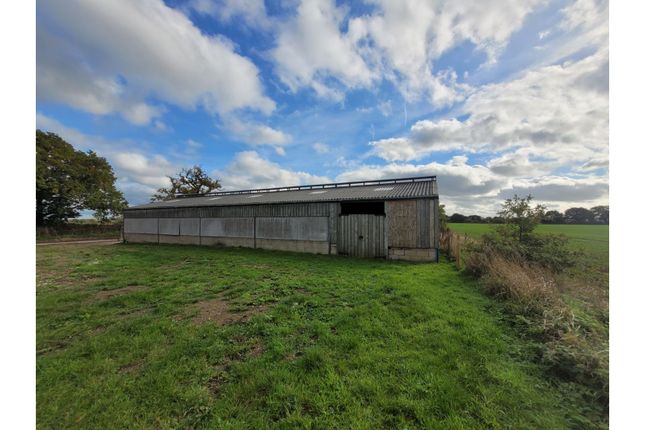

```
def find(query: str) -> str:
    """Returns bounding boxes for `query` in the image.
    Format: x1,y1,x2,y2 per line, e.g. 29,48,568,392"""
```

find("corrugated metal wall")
124,202,331,218
201,217,254,238
256,217,328,241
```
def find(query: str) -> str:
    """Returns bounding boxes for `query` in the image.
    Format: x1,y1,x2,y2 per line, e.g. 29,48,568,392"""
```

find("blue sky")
36,0,608,215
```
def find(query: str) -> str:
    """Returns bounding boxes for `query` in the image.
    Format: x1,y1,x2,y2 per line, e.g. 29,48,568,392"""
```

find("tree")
438,204,448,232
590,205,609,224
36,130,127,225
543,210,564,224
449,213,467,223
467,215,483,223
496,194,545,242
152,166,221,201
564,207,595,224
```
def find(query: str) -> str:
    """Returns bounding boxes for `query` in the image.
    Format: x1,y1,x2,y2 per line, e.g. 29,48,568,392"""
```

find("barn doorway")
337,202,386,258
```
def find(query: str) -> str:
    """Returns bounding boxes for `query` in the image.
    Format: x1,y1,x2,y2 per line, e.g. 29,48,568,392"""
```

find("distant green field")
448,223,608,256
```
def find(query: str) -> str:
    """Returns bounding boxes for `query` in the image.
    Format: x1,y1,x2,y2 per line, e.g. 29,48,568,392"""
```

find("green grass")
37,243,601,429
447,222,608,419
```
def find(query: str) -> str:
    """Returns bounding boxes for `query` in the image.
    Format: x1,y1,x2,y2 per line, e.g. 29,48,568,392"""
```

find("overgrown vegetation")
36,243,603,428
461,196,608,420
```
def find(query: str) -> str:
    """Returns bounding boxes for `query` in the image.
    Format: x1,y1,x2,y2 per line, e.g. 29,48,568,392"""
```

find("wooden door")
337,214,386,258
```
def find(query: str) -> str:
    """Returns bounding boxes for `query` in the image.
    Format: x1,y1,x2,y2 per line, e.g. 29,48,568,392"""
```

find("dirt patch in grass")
208,338,265,397
96,285,147,300
186,295,270,326
117,362,142,374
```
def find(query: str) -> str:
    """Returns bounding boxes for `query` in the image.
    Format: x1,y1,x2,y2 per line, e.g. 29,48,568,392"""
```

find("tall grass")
461,233,608,421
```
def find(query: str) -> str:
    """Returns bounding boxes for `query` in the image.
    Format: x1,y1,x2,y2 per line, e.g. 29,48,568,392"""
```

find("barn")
122,176,440,261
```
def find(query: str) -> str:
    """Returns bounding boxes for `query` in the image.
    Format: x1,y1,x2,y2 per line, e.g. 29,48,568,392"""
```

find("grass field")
36,243,611,429
447,223,608,257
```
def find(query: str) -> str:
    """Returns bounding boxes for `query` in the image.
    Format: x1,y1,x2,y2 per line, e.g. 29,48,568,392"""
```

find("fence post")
455,236,461,269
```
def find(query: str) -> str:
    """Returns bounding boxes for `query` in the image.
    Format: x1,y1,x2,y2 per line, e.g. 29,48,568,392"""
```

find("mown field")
37,243,605,429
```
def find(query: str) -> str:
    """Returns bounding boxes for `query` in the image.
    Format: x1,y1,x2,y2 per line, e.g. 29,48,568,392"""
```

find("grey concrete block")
256,238,329,254
201,236,254,248
159,235,200,245
124,232,158,243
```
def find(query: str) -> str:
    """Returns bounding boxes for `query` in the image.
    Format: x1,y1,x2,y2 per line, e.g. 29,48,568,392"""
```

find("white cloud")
377,100,393,117
335,155,608,215
337,155,506,198
186,0,271,29
313,142,330,154
498,175,608,206
224,119,291,154
486,149,553,177
37,0,275,125
271,0,375,100
215,151,329,190
369,46,609,169
271,0,543,105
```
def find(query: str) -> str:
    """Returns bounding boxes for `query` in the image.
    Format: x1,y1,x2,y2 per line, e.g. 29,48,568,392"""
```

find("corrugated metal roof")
125,176,438,210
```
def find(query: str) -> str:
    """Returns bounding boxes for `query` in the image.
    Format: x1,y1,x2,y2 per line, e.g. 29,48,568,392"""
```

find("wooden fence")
439,230,469,269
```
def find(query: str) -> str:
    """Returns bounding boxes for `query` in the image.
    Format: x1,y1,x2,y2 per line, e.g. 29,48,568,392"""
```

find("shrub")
467,231,577,274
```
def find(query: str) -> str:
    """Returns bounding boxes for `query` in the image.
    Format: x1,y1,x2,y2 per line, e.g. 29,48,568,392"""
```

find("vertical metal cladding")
256,217,328,241
200,218,254,238
124,218,158,234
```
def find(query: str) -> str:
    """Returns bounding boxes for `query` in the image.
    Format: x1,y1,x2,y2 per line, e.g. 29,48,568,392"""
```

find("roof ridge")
175,176,437,199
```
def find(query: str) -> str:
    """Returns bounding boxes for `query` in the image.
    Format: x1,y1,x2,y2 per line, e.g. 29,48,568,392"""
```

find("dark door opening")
340,201,385,215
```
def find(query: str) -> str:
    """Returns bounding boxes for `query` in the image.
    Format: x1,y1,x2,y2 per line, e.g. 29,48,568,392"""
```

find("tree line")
448,205,609,225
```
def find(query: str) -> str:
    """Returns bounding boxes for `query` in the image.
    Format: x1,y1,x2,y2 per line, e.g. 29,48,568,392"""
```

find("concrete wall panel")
256,238,329,254
159,235,200,245
256,217,328,241
124,232,158,243
201,217,254,238
124,218,158,235
201,236,254,248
